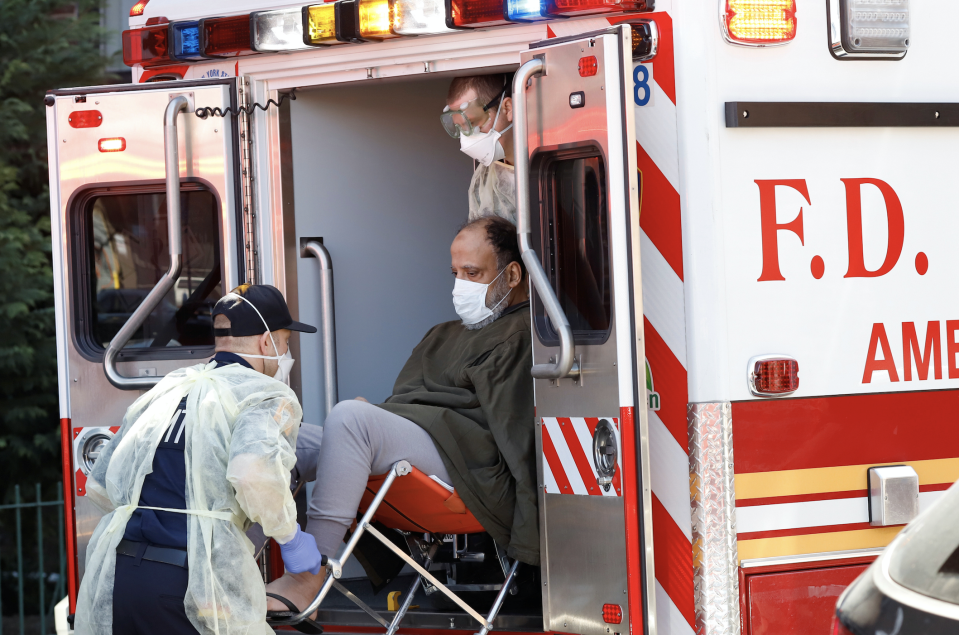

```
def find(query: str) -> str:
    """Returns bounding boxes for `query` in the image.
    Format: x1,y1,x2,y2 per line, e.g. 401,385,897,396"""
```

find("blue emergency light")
505,0,549,21
171,21,205,60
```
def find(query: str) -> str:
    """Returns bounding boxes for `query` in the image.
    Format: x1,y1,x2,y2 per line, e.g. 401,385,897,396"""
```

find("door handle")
513,58,580,380
103,96,189,389
303,240,339,417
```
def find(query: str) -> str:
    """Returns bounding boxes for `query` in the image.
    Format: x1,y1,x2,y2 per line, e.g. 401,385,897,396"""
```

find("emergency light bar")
394,0,460,35
122,23,171,66
549,0,651,18
201,15,256,58
722,0,797,46
357,0,401,39
121,0,655,67
170,21,205,60
252,8,312,52
446,0,510,28
505,0,549,22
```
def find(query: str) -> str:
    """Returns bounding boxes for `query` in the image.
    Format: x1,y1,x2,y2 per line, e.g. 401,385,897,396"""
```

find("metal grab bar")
104,96,190,389
513,58,580,380
303,241,338,416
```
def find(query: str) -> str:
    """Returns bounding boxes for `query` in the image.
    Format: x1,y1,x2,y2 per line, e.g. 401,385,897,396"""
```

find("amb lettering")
863,321,959,385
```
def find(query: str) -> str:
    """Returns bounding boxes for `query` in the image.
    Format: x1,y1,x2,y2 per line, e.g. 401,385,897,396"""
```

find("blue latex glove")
279,526,323,575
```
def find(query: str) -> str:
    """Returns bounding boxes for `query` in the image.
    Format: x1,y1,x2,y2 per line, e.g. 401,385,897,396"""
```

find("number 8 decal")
633,65,650,107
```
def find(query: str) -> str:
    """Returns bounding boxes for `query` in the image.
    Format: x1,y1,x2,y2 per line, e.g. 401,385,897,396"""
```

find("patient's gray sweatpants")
300,400,450,557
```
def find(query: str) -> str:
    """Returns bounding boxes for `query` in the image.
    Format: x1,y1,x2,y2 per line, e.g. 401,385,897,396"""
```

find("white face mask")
452,268,510,326
219,293,295,384
459,97,512,167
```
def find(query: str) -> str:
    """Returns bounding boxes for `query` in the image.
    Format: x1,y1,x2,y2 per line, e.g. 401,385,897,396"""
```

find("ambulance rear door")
46,78,244,603
515,23,654,635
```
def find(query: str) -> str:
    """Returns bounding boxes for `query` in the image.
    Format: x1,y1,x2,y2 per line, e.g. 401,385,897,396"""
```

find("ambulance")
45,0,947,634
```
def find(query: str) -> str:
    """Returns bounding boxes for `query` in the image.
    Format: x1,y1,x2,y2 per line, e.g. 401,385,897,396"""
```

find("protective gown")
467,161,516,224
75,361,301,635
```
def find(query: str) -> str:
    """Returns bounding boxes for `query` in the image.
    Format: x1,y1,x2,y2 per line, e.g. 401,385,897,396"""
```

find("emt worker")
266,216,536,611
75,284,324,635
443,74,517,223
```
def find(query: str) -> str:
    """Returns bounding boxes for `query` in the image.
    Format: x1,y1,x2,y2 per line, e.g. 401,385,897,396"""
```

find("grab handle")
303,240,339,417
513,58,580,380
103,96,189,389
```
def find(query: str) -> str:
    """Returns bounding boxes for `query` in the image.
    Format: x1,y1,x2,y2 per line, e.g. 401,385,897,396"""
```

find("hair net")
467,161,516,225
75,361,301,635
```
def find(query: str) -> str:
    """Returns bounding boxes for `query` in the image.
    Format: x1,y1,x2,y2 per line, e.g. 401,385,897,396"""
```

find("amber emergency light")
723,0,797,45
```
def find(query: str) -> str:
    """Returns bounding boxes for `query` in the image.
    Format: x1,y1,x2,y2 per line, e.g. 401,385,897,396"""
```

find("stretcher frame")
269,461,521,635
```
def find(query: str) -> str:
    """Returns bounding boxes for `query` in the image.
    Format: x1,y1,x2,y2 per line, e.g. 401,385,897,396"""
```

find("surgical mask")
218,293,295,383
459,99,513,167
452,268,510,326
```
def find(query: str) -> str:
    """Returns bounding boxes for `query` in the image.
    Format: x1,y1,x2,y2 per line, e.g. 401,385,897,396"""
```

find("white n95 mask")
459,96,513,167
452,268,510,326
220,292,296,384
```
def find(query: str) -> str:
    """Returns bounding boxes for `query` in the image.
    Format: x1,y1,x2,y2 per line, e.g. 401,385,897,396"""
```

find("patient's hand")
354,396,369,403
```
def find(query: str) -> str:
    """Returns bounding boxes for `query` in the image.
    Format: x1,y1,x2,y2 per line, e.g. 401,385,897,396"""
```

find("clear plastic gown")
467,161,516,225
75,361,301,635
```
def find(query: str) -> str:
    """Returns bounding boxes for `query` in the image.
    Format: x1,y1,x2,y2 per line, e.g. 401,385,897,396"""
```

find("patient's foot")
266,570,326,616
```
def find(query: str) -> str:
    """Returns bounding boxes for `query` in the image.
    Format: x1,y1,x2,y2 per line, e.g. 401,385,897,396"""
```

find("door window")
533,147,611,346
79,188,222,353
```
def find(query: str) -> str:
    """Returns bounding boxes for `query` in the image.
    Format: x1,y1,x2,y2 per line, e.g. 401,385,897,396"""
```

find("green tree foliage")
0,0,109,494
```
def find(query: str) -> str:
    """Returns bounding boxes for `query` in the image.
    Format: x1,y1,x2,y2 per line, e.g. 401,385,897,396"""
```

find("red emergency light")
548,0,650,17
68,111,102,129
446,0,511,28
723,0,797,46
130,0,150,17
748,355,799,397
201,15,256,58
602,604,623,624
98,138,127,152
122,24,172,67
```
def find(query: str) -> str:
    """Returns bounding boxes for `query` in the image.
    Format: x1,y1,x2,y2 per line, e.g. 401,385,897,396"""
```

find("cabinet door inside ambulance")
518,24,653,635
47,79,242,582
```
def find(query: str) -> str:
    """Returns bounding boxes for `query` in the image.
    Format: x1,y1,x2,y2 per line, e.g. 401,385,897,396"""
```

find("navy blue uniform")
113,352,252,635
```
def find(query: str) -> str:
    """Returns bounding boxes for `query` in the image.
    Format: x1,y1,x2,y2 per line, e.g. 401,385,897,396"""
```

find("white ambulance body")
48,1,955,634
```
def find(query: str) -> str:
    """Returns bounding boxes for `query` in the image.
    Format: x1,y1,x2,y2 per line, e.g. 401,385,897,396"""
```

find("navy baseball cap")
212,284,317,337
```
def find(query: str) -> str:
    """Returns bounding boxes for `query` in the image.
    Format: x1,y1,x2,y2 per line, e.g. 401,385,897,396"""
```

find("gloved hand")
279,526,324,575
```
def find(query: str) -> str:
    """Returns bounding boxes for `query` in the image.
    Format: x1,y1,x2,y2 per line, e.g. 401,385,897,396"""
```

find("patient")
267,215,535,612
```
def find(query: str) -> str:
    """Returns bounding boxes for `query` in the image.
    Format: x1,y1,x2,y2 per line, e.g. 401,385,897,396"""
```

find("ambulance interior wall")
290,78,473,430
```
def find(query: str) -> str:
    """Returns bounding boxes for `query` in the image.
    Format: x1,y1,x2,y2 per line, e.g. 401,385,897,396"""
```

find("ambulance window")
80,188,222,354
533,149,611,345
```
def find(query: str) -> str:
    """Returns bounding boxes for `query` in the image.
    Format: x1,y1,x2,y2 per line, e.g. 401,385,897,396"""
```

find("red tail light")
447,0,511,28
130,0,149,17
98,138,127,153
201,15,255,58
68,111,102,128
578,55,598,77
723,0,797,45
122,24,171,67
602,604,623,624
748,355,799,396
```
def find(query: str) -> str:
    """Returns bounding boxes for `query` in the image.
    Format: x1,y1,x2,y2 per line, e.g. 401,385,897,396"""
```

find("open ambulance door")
45,78,243,608
516,24,654,635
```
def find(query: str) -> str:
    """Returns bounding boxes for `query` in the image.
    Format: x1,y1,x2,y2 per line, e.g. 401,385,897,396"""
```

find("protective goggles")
440,91,504,139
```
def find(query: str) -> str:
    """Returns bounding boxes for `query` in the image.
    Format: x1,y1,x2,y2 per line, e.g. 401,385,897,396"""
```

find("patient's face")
451,227,499,285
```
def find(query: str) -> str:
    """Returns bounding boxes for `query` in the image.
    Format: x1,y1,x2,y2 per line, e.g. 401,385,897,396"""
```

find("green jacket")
378,301,538,565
